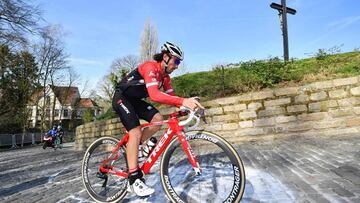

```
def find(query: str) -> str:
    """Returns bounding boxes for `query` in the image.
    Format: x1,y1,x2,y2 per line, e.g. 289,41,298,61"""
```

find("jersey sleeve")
139,63,184,106
162,75,176,96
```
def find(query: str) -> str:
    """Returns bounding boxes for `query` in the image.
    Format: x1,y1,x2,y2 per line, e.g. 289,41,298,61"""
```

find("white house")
27,85,102,128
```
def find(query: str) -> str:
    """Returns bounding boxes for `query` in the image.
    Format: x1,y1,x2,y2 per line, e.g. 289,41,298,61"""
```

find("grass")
171,51,360,100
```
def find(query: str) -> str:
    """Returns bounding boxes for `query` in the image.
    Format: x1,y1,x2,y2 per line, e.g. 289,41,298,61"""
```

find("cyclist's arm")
147,86,183,106
140,65,183,106
162,75,176,96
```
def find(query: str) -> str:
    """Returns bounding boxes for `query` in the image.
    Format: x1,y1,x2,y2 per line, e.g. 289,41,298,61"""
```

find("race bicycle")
81,107,245,203
43,134,62,150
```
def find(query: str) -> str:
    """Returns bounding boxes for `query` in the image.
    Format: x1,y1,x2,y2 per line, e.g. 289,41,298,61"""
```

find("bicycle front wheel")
81,137,128,203
160,130,245,203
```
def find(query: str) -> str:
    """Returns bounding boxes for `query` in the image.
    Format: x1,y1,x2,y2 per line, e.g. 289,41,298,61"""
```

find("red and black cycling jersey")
116,61,183,106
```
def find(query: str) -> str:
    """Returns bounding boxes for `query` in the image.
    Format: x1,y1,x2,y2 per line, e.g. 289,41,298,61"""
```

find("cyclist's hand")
194,97,204,109
182,97,204,110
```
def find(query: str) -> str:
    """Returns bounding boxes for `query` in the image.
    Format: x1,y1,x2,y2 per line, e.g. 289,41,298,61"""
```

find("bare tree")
78,79,90,96
32,24,69,132
95,55,139,114
111,54,139,72
97,74,116,104
111,54,139,78
52,67,80,125
87,89,103,107
140,18,158,62
0,0,42,46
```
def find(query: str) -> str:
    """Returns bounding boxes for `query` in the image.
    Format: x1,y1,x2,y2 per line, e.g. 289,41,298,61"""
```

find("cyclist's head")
52,125,57,130
154,41,183,74
161,42,183,61
57,125,62,130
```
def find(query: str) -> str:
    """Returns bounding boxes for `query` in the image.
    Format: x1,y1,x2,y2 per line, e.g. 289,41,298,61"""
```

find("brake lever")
197,108,207,124
193,97,207,124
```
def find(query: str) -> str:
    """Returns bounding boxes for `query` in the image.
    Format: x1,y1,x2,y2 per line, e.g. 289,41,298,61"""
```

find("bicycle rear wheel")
81,137,128,203
160,130,245,203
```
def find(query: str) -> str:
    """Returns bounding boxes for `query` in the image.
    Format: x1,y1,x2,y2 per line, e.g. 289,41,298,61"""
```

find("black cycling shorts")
112,90,159,131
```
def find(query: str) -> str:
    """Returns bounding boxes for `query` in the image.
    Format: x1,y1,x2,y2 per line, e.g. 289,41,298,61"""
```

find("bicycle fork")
177,131,202,175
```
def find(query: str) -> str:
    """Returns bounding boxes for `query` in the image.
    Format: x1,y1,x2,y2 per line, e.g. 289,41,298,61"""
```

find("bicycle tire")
81,137,128,203
160,130,245,203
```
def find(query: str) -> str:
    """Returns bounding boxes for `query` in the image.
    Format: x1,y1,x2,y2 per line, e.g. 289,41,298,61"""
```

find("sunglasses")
174,57,181,65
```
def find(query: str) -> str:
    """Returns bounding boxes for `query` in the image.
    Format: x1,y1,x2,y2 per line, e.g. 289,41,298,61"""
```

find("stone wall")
75,75,360,150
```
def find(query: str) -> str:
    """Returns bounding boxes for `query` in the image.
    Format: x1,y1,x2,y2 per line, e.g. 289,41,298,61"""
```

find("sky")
34,0,360,96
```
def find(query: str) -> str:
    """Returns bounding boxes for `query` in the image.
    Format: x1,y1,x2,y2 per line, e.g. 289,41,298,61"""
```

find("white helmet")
161,41,184,60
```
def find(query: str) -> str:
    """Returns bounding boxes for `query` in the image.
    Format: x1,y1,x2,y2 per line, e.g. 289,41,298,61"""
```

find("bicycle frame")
98,113,201,179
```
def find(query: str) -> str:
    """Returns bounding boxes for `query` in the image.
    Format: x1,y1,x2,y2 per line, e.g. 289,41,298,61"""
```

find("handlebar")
177,106,207,128
178,107,195,126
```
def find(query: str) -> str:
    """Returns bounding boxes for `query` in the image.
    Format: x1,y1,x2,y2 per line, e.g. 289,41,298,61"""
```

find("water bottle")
138,145,144,158
143,137,157,157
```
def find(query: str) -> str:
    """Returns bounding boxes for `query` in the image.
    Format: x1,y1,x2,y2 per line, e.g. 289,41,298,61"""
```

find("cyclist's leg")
126,127,142,172
130,99,162,143
112,91,154,196
51,136,55,147
127,127,154,196
141,113,163,143
112,91,141,173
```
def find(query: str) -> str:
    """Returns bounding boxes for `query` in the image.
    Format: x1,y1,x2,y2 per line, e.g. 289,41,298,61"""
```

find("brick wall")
75,75,360,150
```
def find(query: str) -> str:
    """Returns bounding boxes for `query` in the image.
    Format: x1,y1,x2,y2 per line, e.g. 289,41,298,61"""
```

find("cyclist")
112,41,202,197
56,125,64,144
46,125,58,145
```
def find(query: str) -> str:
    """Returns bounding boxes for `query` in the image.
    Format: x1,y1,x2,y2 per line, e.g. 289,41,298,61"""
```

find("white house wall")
28,86,73,127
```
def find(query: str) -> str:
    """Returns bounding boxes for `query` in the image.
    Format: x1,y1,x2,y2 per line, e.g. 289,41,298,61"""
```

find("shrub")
82,109,95,123
96,108,117,120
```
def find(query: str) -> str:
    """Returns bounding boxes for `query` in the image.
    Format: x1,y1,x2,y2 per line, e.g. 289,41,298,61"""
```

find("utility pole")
270,0,296,61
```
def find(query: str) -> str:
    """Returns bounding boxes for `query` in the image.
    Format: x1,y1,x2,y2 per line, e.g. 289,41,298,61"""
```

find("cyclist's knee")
151,113,163,131
128,126,142,141
152,113,163,122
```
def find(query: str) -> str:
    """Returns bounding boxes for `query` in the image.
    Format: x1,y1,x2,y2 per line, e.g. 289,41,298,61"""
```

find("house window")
28,120,33,127
27,108,33,117
45,109,50,117
46,96,51,105
54,109,59,117
63,109,68,117
77,110,83,117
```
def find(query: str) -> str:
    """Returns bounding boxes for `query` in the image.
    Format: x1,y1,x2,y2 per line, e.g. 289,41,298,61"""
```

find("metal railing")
0,132,75,149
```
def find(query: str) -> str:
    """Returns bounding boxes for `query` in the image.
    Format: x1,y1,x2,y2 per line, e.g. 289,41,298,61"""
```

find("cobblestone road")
0,133,359,203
